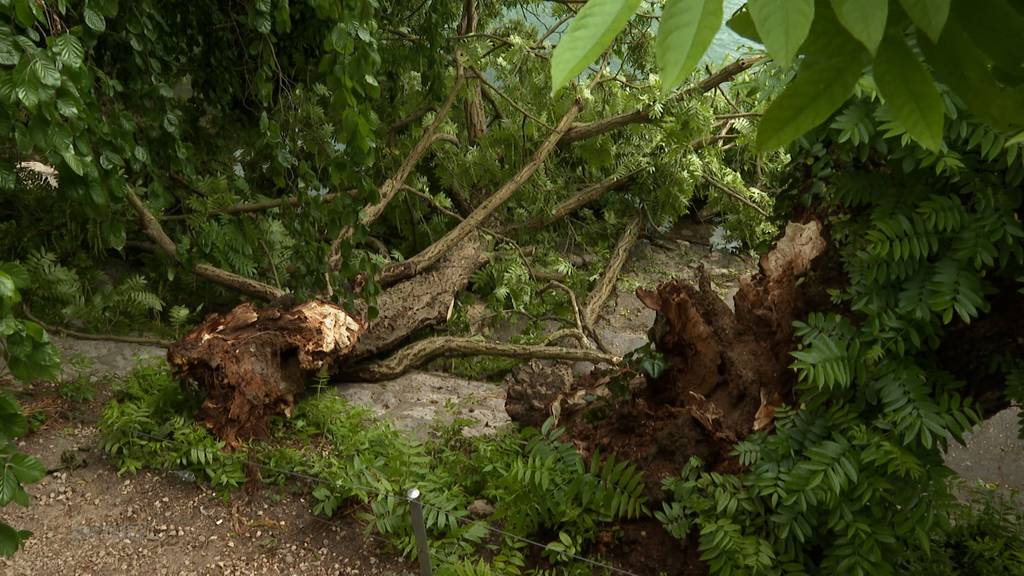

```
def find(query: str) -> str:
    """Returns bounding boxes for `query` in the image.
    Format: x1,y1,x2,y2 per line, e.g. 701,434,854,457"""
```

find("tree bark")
379,101,583,286
583,214,643,329
350,336,620,381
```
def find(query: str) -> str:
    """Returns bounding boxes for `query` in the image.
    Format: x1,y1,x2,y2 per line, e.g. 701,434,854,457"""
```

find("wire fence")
118,428,644,576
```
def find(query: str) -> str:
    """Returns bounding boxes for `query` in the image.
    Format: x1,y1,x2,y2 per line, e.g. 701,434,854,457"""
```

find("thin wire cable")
118,429,643,576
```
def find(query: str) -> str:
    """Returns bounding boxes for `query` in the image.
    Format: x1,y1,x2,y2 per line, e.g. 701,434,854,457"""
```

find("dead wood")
168,300,362,444
559,57,765,145
22,305,173,347
379,101,583,286
350,336,620,381
126,189,289,302
349,233,490,360
328,74,466,272
506,221,827,474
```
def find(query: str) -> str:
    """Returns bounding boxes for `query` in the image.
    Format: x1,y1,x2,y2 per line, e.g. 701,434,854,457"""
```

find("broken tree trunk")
168,300,362,445
506,221,827,473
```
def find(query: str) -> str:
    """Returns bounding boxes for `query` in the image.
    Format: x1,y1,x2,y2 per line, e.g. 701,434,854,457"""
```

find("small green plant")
57,375,96,404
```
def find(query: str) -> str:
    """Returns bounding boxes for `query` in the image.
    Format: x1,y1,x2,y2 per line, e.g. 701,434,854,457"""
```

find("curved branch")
350,336,620,381
22,306,173,347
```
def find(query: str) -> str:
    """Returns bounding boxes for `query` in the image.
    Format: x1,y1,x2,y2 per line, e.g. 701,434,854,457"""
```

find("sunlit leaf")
550,0,643,93
656,0,724,94
874,34,944,151
748,0,814,66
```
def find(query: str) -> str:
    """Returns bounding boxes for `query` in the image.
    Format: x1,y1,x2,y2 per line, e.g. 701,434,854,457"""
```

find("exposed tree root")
168,300,362,444
350,336,620,381
506,221,828,475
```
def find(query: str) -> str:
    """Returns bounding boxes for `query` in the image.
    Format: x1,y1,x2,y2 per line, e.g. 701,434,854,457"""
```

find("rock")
467,499,495,518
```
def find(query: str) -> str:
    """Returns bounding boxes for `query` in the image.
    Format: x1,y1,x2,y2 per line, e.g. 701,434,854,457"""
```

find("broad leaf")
874,34,944,151
30,58,60,88
920,21,1024,129
726,5,761,43
748,0,814,66
756,9,866,150
7,453,45,484
656,0,724,94
0,522,31,557
898,0,949,42
831,0,887,54
953,0,1024,84
53,34,84,69
83,8,106,32
550,0,643,93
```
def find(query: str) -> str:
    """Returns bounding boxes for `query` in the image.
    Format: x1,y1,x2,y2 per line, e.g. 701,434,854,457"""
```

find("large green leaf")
897,0,949,42
748,0,814,66
0,522,31,557
53,34,84,69
756,9,866,150
7,453,45,484
83,7,106,32
953,0,1024,85
550,0,643,93
726,5,761,42
656,0,724,94
874,34,944,151
831,0,887,54
920,21,1024,129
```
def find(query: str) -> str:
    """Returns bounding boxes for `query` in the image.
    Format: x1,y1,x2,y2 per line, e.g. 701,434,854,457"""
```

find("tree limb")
705,176,770,217
22,305,173,347
126,189,289,302
559,57,766,145
328,74,466,271
583,214,642,328
161,191,352,221
350,336,620,381
507,173,634,231
379,101,584,286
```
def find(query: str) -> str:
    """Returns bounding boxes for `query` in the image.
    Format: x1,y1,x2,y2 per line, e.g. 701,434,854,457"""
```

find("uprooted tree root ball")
506,222,827,478
167,301,363,444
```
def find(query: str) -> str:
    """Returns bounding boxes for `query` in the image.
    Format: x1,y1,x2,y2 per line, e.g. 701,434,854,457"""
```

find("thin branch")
379,101,584,286
161,191,352,221
126,189,289,301
350,336,620,381
583,214,642,329
559,56,767,145
507,172,635,231
22,305,173,347
469,69,554,130
705,176,770,217
328,73,466,272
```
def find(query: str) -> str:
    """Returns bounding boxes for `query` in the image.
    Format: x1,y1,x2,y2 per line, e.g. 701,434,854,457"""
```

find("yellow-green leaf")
874,34,944,151
726,5,761,42
550,0,643,94
831,0,887,55
656,0,724,94
748,0,814,66
898,0,949,42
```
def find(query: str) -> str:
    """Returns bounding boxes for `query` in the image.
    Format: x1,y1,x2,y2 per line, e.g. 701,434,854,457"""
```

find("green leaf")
83,7,106,32
0,522,31,557
831,0,887,55
748,0,814,66
0,25,20,66
30,58,60,88
656,0,724,94
756,9,866,150
897,0,949,42
726,5,761,43
53,34,83,68
550,0,643,93
874,34,943,151
952,0,1024,84
7,453,44,484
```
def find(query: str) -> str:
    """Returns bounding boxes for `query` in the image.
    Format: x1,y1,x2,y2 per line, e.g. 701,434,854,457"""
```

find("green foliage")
98,362,648,573
0,261,57,556
549,0,643,92
655,0,724,94
655,62,1024,574
556,0,1024,150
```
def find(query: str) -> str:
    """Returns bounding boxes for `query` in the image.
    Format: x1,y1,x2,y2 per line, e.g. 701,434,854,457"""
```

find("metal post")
407,487,433,576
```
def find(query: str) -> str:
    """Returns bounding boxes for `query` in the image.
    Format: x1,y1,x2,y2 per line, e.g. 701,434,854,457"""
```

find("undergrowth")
98,361,647,574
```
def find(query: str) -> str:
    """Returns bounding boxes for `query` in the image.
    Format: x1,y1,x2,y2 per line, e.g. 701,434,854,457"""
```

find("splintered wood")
168,301,362,444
